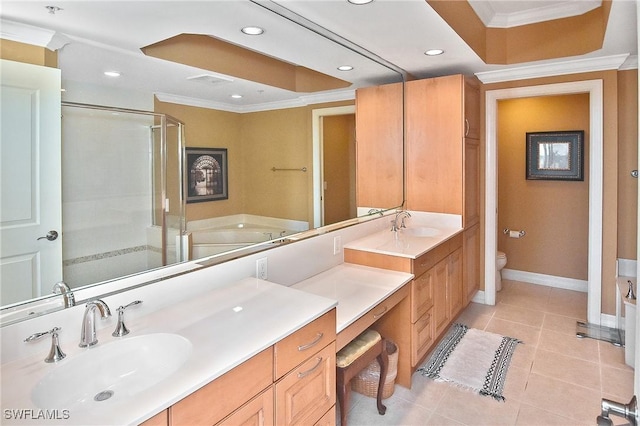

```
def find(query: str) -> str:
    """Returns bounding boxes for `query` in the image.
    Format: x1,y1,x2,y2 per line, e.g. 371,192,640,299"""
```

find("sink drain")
94,390,114,402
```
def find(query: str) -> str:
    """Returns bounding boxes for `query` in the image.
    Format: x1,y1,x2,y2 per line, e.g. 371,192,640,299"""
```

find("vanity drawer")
274,309,336,380
336,284,409,351
170,347,273,426
412,269,434,323
411,308,434,367
413,242,450,278
275,342,336,426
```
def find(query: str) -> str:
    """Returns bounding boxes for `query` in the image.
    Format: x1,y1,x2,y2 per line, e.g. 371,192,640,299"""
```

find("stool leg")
375,342,389,415
337,369,350,426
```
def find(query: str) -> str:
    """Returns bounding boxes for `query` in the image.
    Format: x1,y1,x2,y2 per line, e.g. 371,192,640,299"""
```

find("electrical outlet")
256,257,268,280
333,236,342,255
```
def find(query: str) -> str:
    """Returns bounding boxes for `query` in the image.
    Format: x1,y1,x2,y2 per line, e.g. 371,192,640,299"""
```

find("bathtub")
187,215,309,259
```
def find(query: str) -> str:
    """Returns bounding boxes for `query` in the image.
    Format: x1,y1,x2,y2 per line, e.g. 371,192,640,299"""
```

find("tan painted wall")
482,70,624,315
617,70,638,260
155,99,355,225
0,39,57,67
498,94,590,280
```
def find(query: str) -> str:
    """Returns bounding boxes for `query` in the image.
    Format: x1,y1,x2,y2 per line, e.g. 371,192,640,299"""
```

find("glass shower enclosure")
61,102,186,289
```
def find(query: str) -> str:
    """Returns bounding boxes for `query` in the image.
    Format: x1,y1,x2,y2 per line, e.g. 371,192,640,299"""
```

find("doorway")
312,105,357,228
485,80,604,325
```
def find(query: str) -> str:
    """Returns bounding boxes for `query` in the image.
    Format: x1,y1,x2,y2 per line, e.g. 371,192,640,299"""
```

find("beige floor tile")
542,312,582,336
531,348,601,391
599,340,633,371
485,317,541,346
345,394,433,426
601,365,634,401
494,303,545,328
538,328,600,362
502,365,530,402
521,373,602,425
544,288,588,319
433,385,521,425
509,342,536,371
396,374,450,408
424,412,465,425
515,403,580,425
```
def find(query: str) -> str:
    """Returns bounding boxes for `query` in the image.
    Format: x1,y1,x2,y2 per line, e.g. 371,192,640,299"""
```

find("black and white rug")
418,323,522,401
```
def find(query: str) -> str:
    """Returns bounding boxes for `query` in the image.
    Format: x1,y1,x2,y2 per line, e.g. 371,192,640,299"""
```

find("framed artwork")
186,148,228,203
525,131,584,181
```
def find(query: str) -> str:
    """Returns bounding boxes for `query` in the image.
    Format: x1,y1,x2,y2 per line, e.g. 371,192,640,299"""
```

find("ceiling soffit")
426,0,612,65
141,34,351,93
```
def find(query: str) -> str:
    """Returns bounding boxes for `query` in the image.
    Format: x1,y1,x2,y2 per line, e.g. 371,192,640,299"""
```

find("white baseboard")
471,290,486,304
617,258,637,277
501,269,588,293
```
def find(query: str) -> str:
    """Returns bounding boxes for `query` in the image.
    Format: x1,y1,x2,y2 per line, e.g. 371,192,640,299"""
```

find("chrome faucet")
79,300,111,348
391,210,411,231
52,281,75,308
25,327,66,363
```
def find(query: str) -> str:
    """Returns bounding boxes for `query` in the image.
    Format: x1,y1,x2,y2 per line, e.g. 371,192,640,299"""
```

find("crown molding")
475,54,631,84
155,89,355,113
468,0,601,28
0,19,71,50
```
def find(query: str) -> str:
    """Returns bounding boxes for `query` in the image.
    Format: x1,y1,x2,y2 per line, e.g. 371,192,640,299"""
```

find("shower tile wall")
61,83,158,289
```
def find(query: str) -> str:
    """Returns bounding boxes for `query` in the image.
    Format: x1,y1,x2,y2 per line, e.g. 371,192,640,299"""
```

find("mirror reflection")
0,0,405,320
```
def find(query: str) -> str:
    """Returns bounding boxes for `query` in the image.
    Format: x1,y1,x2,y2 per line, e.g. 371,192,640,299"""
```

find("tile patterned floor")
342,280,634,426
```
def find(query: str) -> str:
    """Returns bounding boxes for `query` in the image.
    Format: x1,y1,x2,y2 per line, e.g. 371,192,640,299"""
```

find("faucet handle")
112,300,143,337
25,327,66,363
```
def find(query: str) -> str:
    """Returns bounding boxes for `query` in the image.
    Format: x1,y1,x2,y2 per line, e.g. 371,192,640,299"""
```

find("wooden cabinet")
345,234,463,388
275,343,336,426
170,348,274,426
140,410,168,426
463,224,480,305
405,73,480,223
355,82,404,209
163,310,336,426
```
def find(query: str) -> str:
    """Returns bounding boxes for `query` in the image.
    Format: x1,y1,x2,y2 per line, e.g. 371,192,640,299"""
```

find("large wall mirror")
0,0,406,324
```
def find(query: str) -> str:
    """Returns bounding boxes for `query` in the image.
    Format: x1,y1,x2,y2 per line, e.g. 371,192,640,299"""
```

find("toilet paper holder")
503,228,526,238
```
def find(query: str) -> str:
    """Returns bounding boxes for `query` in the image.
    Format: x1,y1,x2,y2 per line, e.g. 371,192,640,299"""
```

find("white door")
0,59,62,306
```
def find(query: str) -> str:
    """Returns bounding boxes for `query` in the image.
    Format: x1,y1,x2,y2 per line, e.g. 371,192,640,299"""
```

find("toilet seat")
497,251,506,259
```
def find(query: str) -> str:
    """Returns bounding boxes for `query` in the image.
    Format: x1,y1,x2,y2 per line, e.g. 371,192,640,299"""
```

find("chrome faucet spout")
390,210,411,231
52,281,75,308
79,299,111,348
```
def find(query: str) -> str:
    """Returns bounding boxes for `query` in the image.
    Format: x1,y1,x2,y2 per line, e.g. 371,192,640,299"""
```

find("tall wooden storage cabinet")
405,74,481,306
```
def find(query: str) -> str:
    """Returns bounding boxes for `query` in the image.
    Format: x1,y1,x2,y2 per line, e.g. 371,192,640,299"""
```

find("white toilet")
496,251,507,291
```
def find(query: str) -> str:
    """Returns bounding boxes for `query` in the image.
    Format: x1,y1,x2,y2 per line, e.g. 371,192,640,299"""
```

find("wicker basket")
351,340,398,399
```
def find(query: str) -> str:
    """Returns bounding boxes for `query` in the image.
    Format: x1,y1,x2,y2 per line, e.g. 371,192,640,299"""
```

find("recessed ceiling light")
348,0,373,4
230,94,243,99
241,26,264,35
337,65,354,71
104,71,121,77
424,49,445,56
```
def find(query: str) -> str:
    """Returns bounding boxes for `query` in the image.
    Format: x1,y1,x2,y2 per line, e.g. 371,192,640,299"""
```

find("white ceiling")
0,0,637,111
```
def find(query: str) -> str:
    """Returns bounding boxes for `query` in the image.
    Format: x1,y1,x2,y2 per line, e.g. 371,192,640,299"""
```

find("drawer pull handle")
298,332,324,351
373,306,388,319
297,357,323,378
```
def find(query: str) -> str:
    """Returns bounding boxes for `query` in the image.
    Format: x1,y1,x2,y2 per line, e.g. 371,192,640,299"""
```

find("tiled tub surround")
0,211,459,425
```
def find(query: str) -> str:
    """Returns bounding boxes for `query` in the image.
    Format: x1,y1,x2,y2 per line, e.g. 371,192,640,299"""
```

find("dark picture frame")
526,131,584,181
186,148,228,203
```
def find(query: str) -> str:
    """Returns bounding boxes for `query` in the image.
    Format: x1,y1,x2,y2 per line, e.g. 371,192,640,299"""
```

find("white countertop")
291,264,413,333
0,278,337,425
343,226,463,259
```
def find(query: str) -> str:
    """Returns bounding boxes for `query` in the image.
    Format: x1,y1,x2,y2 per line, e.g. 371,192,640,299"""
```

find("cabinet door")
275,343,336,426
140,410,168,426
463,224,480,305
432,259,449,338
218,388,274,426
448,248,464,319
412,270,434,323
411,308,434,367
405,75,463,214
355,82,404,209
464,138,480,227
464,76,481,140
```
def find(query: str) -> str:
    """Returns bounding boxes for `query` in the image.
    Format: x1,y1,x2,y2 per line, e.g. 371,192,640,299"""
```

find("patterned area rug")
418,323,522,401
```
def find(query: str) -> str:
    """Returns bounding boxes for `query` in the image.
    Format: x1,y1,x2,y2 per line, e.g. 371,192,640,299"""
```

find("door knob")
37,230,58,241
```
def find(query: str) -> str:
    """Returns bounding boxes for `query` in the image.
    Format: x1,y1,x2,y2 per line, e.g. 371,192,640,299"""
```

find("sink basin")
31,333,192,410
402,227,441,237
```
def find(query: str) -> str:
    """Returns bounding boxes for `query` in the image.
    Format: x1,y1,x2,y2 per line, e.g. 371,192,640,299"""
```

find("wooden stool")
336,329,388,426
